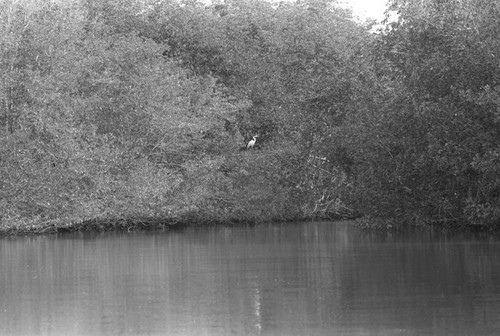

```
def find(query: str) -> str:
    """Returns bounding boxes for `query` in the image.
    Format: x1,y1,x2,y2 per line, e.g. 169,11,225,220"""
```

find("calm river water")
1,221,500,335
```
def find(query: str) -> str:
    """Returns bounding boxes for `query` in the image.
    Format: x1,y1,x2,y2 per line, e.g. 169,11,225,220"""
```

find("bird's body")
247,135,258,150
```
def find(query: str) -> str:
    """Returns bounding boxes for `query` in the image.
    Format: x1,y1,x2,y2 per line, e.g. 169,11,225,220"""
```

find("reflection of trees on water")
249,277,262,335
2,224,500,335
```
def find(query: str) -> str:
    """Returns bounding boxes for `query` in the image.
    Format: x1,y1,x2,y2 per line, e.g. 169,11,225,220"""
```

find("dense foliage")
1,0,498,234
343,0,500,228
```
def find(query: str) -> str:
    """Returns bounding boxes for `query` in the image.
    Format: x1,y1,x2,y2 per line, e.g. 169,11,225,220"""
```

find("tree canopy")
1,0,499,233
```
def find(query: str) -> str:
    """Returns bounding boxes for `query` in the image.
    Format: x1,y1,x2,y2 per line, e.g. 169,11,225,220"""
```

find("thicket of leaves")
141,0,371,218
0,0,247,229
1,0,498,232
340,0,500,228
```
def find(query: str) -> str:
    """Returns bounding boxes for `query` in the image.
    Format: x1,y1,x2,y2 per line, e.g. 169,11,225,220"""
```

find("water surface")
1,222,500,335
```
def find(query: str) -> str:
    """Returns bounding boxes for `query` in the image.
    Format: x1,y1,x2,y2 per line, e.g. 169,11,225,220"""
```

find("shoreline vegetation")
0,214,350,237
1,0,499,236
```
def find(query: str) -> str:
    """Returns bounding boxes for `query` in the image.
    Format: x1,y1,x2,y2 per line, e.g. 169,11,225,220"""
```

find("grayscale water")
1,221,500,335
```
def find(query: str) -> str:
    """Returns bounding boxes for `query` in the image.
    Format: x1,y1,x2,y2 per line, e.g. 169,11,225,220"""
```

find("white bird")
247,135,258,150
